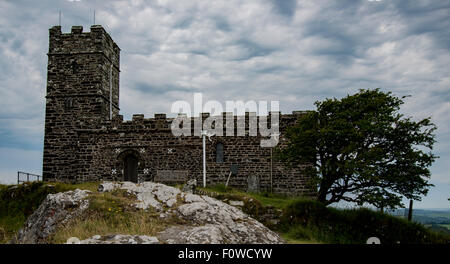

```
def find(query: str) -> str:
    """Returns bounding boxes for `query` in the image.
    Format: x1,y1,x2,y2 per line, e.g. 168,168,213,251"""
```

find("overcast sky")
0,0,449,209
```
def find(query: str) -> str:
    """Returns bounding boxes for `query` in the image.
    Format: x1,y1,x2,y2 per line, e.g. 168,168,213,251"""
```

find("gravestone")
247,175,260,193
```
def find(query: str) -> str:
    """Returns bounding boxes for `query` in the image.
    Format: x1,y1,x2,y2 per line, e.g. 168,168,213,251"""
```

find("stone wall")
70,112,314,196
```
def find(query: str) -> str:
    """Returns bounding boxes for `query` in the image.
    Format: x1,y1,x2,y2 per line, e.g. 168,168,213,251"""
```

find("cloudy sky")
0,0,449,208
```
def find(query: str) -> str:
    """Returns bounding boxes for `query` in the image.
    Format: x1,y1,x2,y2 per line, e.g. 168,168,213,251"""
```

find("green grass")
198,185,449,244
279,199,450,244
280,225,321,244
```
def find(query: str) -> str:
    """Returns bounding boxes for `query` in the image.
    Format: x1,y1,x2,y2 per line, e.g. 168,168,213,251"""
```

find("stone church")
42,25,313,196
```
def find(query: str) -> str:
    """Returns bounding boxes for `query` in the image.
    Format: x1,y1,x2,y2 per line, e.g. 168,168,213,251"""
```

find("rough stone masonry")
42,25,314,196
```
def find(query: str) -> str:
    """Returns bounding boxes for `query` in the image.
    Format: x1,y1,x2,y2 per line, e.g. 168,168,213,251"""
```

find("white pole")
202,131,206,187
109,64,113,120
270,147,273,193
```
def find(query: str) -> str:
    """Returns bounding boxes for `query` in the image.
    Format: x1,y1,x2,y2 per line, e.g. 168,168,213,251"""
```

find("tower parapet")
48,25,119,67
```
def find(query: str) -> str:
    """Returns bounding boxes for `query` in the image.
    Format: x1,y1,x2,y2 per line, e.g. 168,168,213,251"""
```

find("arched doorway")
123,154,138,183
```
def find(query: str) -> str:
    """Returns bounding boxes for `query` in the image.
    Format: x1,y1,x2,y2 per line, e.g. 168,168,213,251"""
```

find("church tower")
42,25,120,182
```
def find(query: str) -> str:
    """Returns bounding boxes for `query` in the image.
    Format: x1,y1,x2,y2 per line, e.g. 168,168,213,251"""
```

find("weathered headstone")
247,175,260,193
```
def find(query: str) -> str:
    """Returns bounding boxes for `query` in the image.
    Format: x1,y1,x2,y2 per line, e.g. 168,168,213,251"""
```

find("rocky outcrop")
76,234,159,244
181,178,197,193
192,189,284,229
14,189,91,244
15,182,284,244
97,181,283,244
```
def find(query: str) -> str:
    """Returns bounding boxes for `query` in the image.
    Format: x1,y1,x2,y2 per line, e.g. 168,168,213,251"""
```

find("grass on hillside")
2,181,449,244
279,198,450,244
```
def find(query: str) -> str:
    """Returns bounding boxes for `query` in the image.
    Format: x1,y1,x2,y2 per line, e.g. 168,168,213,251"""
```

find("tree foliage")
278,89,437,209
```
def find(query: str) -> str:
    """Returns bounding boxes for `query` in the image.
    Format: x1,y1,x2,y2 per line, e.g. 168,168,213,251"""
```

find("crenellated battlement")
123,110,307,121
48,25,120,68
88,110,309,134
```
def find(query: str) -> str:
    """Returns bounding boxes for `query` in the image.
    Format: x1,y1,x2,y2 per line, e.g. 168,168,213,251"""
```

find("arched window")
216,142,224,163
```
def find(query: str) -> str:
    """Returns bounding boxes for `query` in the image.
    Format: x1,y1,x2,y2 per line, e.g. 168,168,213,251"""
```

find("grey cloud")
133,82,194,95
392,1,450,51
232,38,277,60
269,0,297,17
213,17,232,32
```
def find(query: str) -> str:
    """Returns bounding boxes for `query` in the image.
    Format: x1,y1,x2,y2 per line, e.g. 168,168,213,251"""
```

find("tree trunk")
317,176,333,203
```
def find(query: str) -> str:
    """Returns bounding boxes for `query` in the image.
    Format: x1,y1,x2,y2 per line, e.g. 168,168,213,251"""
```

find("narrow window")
71,60,78,74
216,142,224,163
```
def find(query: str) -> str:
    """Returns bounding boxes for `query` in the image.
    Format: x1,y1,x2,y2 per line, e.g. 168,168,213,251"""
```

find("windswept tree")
278,89,437,209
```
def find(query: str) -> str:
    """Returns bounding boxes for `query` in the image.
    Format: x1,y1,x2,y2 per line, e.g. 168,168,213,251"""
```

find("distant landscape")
388,209,450,235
